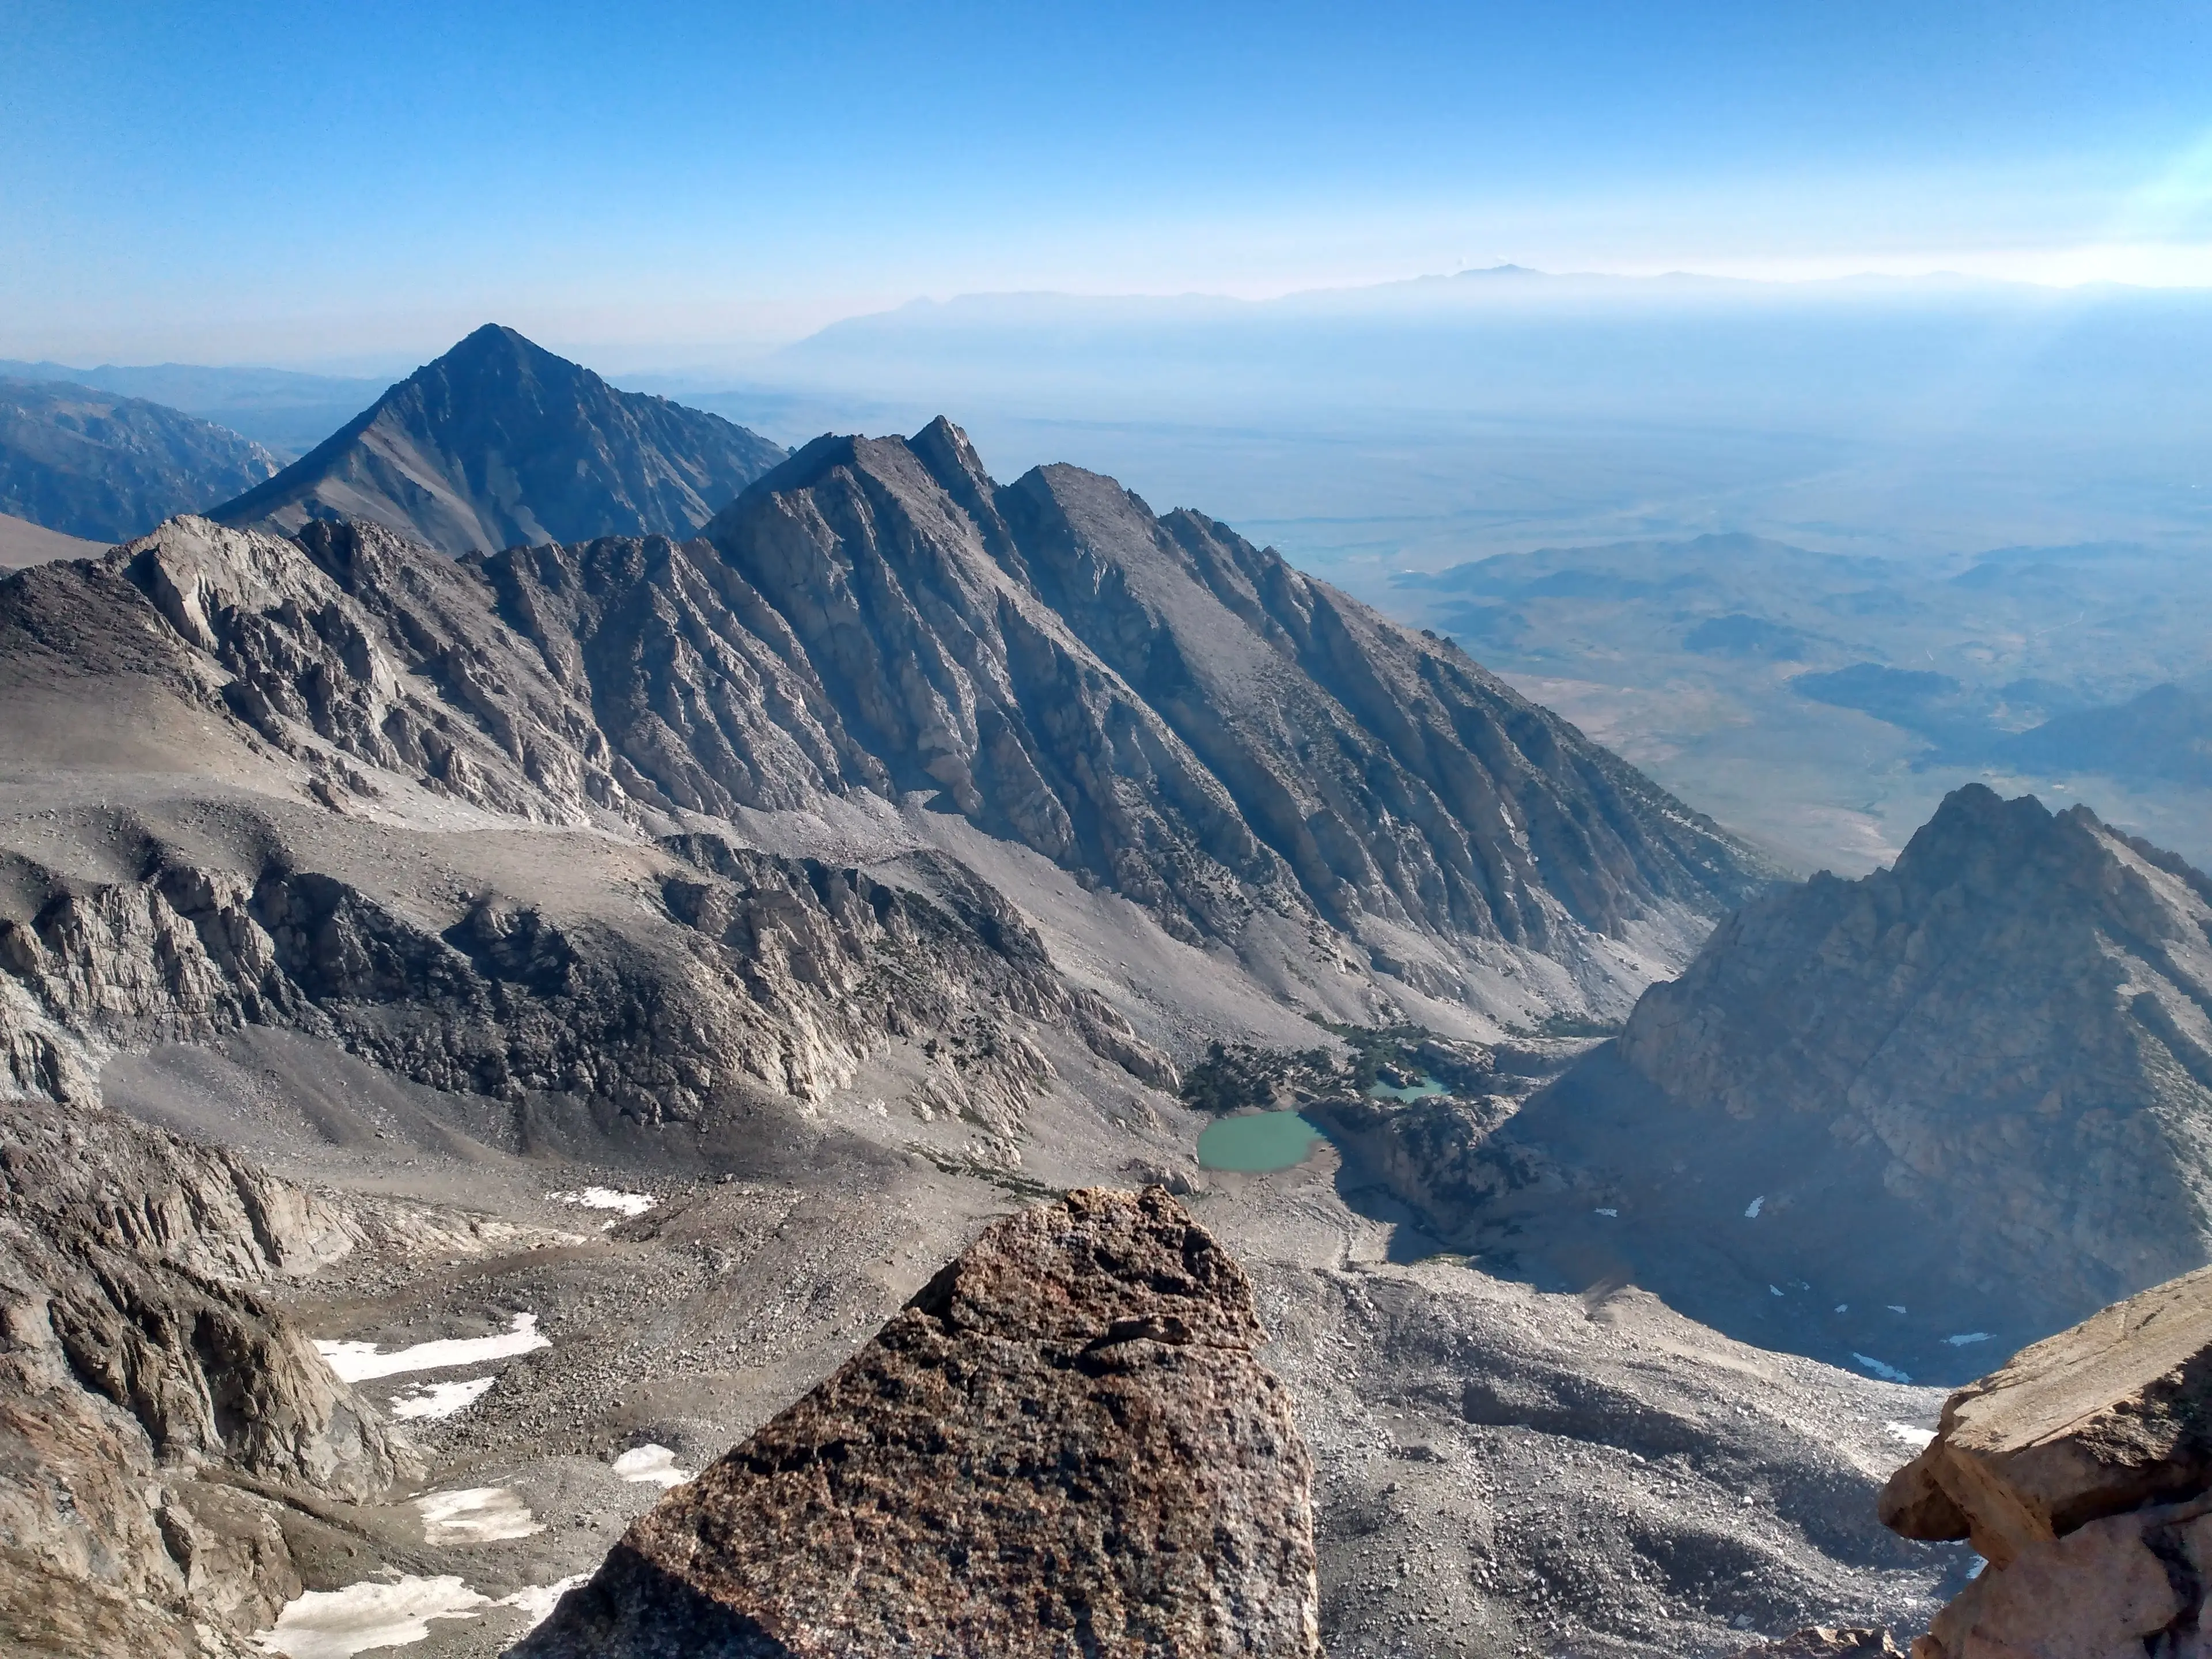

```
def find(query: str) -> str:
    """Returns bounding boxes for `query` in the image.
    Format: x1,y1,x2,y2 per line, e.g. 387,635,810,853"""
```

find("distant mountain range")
212,325,788,555
0,379,283,542
0,358,386,456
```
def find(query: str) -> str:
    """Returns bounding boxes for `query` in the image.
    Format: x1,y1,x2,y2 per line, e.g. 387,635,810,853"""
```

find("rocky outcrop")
0,1097,410,1655
212,325,785,554
1881,1264,2212,1657
0,825,1168,1139
0,379,281,542
515,1186,1320,1659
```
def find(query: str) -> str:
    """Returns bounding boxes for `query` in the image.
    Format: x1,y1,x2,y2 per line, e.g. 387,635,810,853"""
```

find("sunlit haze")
5,1,2211,368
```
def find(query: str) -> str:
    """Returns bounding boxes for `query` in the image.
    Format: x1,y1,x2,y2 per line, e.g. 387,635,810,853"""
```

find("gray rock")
514,1186,1319,1659
212,325,786,555
1612,784,2212,1333
0,1098,410,1653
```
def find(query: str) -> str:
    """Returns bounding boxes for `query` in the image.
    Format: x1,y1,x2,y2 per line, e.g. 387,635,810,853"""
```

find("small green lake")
1196,1109,1328,1172
1366,1076,1448,1102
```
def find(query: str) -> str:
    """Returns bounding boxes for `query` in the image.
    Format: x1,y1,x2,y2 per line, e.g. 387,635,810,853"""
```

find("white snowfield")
388,1376,498,1420
1885,1421,1937,1448
315,1313,549,1382
414,1486,545,1544
252,1570,581,1658
1854,1353,1913,1384
548,1186,656,1221
612,1442,695,1487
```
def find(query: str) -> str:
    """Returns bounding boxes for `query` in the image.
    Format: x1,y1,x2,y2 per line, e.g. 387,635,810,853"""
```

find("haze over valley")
6,6,2212,1657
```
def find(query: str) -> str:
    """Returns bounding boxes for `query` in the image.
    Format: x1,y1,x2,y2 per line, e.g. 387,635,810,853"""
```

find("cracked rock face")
0,828,1168,1142
0,1098,411,1655
516,1186,1321,1659
1881,1264,2212,1658
5,407,1776,1028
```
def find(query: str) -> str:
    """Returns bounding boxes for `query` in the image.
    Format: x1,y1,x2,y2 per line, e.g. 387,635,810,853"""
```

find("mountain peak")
211,328,785,555
1579,784,2212,1370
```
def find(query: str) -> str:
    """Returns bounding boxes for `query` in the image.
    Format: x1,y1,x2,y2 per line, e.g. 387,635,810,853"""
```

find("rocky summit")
1609,785,2212,1347
516,1186,1320,1659
211,326,786,555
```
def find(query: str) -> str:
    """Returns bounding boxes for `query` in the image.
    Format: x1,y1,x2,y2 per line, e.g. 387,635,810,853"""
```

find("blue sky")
4,1,2210,366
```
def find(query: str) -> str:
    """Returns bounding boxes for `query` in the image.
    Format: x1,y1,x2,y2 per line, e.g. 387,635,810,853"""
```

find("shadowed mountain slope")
212,326,786,554
0,380,281,541
1327,785,2212,1382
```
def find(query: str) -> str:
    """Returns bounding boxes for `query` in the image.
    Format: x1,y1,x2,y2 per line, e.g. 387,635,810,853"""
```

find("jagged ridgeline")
5,415,1775,1037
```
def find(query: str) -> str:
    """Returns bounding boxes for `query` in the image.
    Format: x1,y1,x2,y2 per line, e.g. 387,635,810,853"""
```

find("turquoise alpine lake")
1365,1075,1447,1102
1196,1109,1328,1172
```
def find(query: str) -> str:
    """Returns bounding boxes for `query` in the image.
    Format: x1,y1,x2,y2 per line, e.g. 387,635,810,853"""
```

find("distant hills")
0,379,282,542
212,325,788,555
0,512,102,571
0,358,385,456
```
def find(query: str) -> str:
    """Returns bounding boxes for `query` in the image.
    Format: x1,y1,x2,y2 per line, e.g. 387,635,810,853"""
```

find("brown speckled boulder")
514,1185,1320,1659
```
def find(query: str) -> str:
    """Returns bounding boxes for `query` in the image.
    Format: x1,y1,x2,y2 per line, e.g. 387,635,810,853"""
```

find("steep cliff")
1610,785,2212,1336
0,1099,410,1656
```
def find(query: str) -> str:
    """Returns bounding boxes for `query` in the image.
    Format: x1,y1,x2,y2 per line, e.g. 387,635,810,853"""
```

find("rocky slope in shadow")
0,380,281,542
212,327,786,555
516,1185,1319,1659
1294,785,2212,1384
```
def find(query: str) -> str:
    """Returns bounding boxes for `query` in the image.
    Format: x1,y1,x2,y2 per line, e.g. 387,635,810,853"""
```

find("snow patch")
496,1575,588,1629
316,1313,547,1382
414,1486,544,1544
1886,1421,1936,1449
388,1377,496,1421
253,1571,584,1658
612,1443,694,1488
1853,1353,1914,1384
1945,1332,1995,1347
253,1575,490,1658
548,1187,656,1223
1744,1196,1764,1219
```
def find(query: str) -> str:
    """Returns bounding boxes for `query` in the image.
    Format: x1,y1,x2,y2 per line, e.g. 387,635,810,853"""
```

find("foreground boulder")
515,1186,1320,1659
1882,1262,2212,1656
